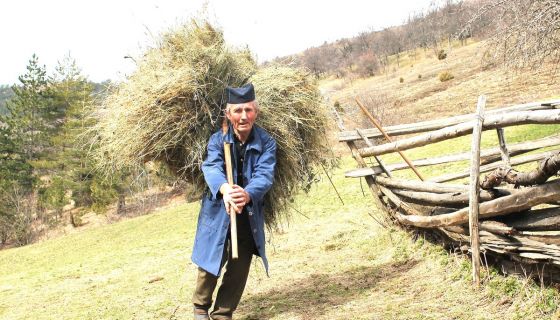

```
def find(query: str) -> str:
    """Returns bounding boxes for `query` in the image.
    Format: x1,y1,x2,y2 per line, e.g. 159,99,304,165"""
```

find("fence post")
470,95,486,287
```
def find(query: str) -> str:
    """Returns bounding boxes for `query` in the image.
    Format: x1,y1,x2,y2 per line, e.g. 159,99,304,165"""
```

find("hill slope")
1,157,559,319
323,40,560,129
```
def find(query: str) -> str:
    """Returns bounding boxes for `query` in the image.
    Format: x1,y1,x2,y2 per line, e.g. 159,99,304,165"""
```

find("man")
191,83,277,320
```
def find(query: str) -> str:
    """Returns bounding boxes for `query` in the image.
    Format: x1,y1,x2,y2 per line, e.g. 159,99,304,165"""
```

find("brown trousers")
193,213,256,320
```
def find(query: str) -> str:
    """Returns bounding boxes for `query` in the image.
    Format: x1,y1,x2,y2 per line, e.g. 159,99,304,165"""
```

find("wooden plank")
338,99,560,142
358,109,560,157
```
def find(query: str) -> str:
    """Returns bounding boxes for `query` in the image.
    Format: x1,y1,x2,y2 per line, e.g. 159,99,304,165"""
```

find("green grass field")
1,123,560,319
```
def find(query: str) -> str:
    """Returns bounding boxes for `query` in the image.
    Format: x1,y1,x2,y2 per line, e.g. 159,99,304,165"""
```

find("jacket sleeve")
245,135,277,203
201,133,228,200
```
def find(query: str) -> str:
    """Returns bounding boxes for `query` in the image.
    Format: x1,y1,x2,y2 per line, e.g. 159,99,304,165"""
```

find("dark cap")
226,83,255,104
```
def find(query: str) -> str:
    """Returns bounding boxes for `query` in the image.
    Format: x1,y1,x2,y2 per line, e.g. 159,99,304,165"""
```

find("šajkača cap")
226,83,255,104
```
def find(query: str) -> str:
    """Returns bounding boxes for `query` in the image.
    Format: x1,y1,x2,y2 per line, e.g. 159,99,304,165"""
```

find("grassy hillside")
2,140,560,319
323,40,560,129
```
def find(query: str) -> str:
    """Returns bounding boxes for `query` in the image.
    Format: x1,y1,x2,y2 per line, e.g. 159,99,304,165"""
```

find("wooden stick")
358,109,560,157
496,128,511,167
346,135,560,177
355,98,425,181
356,129,392,177
222,121,238,260
469,95,485,287
338,99,560,142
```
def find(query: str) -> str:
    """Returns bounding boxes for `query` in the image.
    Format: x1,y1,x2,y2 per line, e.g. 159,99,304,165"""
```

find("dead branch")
481,152,560,189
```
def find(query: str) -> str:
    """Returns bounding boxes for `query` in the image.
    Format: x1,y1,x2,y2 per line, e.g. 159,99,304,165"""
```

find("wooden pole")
222,121,238,260
355,98,425,181
338,99,560,142
358,109,560,157
469,95,486,288
356,129,393,177
496,128,511,166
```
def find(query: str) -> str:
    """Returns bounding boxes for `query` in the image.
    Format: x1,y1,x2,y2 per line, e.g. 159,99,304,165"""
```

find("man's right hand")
220,183,244,214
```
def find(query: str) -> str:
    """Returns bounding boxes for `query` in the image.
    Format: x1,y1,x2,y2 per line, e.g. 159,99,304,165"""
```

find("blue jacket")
191,125,277,276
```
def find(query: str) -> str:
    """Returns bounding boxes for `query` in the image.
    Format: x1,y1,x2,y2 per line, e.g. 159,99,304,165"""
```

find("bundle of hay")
90,20,335,227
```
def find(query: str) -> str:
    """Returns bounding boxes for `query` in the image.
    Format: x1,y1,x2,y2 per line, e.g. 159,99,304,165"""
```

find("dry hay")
89,20,335,227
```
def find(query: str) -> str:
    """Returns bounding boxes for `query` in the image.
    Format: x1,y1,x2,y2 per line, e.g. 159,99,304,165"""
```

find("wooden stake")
355,98,425,181
496,128,511,166
469,95,486,288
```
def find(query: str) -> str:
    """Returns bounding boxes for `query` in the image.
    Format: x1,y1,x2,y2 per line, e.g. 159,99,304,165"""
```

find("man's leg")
193,241,229,316
192,267,218,315
210,221,255,320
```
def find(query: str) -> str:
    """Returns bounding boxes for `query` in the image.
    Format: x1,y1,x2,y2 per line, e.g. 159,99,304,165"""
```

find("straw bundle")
90,20,334,227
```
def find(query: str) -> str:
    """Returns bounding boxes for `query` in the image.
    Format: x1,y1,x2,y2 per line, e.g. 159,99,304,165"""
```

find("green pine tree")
40,54,97,221
4,54,58,165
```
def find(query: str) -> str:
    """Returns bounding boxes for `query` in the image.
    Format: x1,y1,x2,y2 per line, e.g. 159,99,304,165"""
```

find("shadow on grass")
239,259,419,319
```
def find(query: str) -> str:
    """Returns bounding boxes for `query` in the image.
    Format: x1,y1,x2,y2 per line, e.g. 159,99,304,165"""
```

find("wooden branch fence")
338,97,560,283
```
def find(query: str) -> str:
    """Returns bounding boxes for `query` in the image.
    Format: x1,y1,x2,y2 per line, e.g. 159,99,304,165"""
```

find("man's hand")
220,183,251,214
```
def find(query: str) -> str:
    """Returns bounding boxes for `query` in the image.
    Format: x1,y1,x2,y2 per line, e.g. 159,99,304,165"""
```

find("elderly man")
191,83,277,320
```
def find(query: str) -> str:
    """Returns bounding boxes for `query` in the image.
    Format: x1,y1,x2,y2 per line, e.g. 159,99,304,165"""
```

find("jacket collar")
224,124,262,153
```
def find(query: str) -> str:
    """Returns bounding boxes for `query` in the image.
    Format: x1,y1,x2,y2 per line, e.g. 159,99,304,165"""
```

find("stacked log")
339,98,560,281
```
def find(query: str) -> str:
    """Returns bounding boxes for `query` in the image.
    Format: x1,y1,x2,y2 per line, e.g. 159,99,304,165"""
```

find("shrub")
437,49,447,60
399,77,404,83
333,100,344,114
438,71,454,82
418,74,422,79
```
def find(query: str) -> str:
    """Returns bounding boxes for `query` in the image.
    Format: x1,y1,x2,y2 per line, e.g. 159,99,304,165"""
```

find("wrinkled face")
226,101,258,139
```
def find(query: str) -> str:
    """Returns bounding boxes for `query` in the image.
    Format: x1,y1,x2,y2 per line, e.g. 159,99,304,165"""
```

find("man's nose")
240,110,247,119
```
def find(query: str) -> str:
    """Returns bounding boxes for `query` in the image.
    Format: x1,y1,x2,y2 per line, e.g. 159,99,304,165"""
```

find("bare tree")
465,0,560,69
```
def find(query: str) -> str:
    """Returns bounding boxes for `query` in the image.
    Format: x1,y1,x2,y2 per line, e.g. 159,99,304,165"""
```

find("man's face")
226,101,258,138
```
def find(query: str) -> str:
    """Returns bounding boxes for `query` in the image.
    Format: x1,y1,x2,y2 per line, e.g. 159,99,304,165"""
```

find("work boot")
193,307,210,320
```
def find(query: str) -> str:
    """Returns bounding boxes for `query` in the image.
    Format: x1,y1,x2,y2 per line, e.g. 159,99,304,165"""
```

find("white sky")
0,0,433,85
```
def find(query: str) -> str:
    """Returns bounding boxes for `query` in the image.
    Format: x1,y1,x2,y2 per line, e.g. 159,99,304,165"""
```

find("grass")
2,142,560,319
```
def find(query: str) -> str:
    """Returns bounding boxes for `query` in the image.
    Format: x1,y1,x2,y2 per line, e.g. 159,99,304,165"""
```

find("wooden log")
394,180,560,228
481,152,560,189
372,176,468,193
469,95,485,287
358,109,560,157
496,128,511,166
338,100,560,142
430,151,553,183
499,207,560,231
479,221,516,235
346,135,560,177
391,189,510,206
377,185,424,216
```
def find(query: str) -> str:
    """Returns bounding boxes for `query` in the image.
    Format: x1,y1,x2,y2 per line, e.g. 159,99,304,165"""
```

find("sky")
0,0,434,85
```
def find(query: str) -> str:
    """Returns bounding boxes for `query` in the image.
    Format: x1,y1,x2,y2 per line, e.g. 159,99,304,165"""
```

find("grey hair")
225,100,259,113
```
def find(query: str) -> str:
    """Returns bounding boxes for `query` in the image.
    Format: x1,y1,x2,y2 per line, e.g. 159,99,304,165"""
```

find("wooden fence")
338,97,560,283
